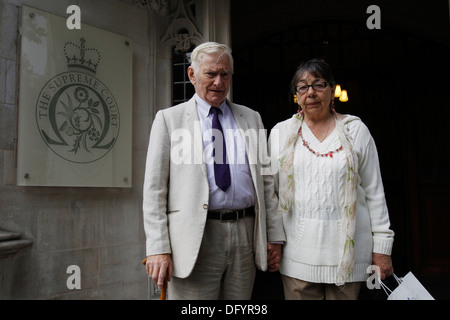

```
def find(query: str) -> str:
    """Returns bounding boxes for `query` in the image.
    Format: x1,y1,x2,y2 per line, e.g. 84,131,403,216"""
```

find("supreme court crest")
36,38,120,164
17,6,132,187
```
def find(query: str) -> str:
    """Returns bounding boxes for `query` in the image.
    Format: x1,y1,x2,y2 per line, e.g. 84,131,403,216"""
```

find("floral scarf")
277,112,359,285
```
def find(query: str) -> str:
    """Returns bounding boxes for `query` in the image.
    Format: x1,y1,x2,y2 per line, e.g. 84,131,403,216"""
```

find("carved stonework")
0,230,32,259
133,0,169,16
161,0,203,52
173,33,193,52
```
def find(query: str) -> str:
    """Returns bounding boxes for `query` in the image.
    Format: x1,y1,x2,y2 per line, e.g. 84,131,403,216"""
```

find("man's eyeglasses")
296,82,328,94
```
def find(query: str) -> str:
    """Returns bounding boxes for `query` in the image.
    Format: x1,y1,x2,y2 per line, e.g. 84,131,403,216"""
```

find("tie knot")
210,107,222,116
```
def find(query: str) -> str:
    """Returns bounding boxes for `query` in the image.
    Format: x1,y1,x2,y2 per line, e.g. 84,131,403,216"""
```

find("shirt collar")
194,93,229,118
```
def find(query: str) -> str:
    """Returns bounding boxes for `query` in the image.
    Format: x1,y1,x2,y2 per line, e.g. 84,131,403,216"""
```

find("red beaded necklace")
298,124,343,158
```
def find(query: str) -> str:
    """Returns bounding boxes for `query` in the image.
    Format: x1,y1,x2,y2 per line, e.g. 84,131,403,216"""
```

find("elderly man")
143,42,285,300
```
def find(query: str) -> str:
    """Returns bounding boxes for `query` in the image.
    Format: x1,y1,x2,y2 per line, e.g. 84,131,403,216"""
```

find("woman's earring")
294,94,302,114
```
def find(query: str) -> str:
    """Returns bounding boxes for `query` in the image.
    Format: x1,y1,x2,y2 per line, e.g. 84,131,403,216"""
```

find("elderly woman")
269,58,394,300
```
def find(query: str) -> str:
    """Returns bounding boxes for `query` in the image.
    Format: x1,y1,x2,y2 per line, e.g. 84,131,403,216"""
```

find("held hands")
146,254,173,290
267,243,283,272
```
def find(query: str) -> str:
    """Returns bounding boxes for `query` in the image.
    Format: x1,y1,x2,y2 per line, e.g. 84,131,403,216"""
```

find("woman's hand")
267,243,283,272
372,253,393,280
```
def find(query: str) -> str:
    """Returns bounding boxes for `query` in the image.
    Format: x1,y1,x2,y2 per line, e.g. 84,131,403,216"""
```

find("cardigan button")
203,204,208,210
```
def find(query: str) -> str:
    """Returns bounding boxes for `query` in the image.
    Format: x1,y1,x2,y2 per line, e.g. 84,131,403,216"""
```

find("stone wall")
0,0,152,299
0,0,231,299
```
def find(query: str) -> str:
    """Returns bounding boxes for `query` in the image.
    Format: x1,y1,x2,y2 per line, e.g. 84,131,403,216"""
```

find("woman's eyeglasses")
296,82,328,94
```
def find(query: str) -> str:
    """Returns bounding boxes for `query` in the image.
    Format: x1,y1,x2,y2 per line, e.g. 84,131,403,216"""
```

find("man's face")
188,53,232,107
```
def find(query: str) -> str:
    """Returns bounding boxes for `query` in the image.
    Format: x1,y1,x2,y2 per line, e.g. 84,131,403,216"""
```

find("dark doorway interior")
231,0,450,299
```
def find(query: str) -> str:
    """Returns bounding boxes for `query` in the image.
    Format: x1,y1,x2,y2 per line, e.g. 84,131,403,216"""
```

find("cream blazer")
143,97,286,278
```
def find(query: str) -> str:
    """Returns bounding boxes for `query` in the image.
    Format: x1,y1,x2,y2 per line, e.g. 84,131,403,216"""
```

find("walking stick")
142,258,167,300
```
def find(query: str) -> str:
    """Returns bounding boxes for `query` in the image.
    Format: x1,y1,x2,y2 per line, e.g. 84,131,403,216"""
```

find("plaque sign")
17,6,132,187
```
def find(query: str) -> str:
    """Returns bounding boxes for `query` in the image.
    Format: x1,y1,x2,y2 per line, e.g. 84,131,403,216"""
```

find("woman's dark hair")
290,58,336,94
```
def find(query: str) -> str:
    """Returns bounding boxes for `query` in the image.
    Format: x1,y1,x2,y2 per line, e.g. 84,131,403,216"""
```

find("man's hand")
372,253,393,280
267,243,282,272
146,254,173,289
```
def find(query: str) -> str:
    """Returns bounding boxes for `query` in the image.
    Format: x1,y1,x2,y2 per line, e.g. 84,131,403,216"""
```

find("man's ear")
187,66,196,85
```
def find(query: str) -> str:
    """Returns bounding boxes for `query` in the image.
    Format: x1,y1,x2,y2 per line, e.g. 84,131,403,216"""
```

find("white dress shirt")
194,94,255,211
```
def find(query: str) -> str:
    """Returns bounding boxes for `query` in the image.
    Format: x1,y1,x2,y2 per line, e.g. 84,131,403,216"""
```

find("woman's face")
296,72,335,117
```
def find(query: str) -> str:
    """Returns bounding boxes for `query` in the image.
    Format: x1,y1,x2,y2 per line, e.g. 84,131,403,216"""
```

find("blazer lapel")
186,98,207,178
228,101,259,190
228,101,249,132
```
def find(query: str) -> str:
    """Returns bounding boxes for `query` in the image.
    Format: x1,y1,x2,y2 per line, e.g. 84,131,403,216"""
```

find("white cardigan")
269,115,394,283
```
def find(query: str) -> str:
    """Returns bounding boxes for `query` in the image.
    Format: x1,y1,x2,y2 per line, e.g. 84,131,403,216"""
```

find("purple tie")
210,107,231,191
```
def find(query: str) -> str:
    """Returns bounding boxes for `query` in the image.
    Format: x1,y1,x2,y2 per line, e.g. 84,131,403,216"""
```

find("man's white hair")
190,42,234,74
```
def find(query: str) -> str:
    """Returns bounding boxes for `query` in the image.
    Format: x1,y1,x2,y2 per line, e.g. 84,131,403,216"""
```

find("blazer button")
203,204,208,210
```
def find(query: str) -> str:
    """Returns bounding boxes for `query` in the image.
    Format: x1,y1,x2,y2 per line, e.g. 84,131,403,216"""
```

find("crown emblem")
64,38,101,74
